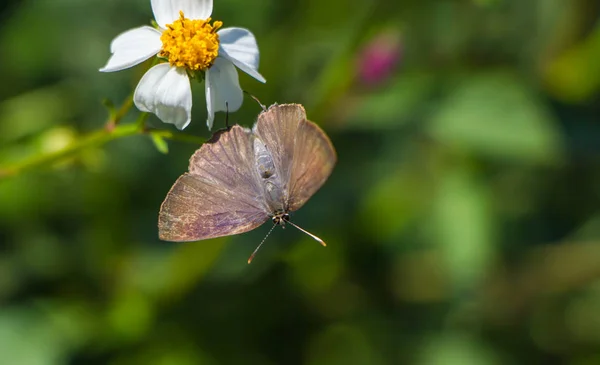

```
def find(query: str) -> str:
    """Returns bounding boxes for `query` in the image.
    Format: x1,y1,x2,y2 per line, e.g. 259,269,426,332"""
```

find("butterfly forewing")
254,104,336,212
158,126,269,241
253,104,306,193
287,118,337,211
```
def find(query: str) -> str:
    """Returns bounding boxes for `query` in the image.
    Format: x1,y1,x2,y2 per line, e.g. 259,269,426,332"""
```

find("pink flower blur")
358,31,402,86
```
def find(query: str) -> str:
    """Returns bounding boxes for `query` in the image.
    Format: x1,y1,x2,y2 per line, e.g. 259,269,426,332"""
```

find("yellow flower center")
159,11,222,71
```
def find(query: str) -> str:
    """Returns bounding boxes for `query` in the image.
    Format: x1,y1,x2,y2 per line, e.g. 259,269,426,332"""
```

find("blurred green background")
2,0,600,364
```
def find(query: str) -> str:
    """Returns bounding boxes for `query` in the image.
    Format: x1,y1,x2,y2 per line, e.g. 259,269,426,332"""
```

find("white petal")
205,71,216,129
151,0,213,28
134,63,193,130
218,27,266,83
205,57,243,129
99,26,162,72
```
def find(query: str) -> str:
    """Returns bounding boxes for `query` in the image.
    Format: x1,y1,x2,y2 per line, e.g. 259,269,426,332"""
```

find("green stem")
0,80,208,179
0,118,205,179
0,123,140,178
113,92,134,125
149,129,206,145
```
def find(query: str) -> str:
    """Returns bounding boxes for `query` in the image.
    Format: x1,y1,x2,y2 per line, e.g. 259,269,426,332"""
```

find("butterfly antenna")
286,221,327,247
243,90,267,111
248,223,277,264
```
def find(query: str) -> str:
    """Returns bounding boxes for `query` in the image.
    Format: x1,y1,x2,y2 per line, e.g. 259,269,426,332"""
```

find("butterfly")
158,103,337,263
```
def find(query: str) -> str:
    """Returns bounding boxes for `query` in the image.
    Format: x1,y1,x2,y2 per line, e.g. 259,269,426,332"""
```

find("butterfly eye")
283,214,290,222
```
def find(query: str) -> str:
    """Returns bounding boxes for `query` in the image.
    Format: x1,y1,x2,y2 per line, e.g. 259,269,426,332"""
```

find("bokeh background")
1,0,600,363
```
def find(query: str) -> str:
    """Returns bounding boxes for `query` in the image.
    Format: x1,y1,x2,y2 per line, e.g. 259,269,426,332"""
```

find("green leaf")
359,169,430,242
306,324,383,365
417,333,501,365
0,86,75,144
150,133,169,154
544,21,600,102
427,71,564,165
346,72,435,130
101,98,115,117
432,167,495,289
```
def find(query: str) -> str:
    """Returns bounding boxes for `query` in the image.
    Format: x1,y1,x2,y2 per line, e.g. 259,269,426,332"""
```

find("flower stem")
0,117,205,179
0,61,207,180
0,123,139,178
113,92,134,125
148,129,206,145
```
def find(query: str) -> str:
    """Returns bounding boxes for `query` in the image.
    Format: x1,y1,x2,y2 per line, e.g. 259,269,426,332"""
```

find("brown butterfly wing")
253,104,336,212
253,104,305,192
287,118,337,211
158,126,269,242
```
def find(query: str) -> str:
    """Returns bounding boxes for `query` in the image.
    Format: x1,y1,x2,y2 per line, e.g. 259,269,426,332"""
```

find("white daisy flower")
100,0,266,130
